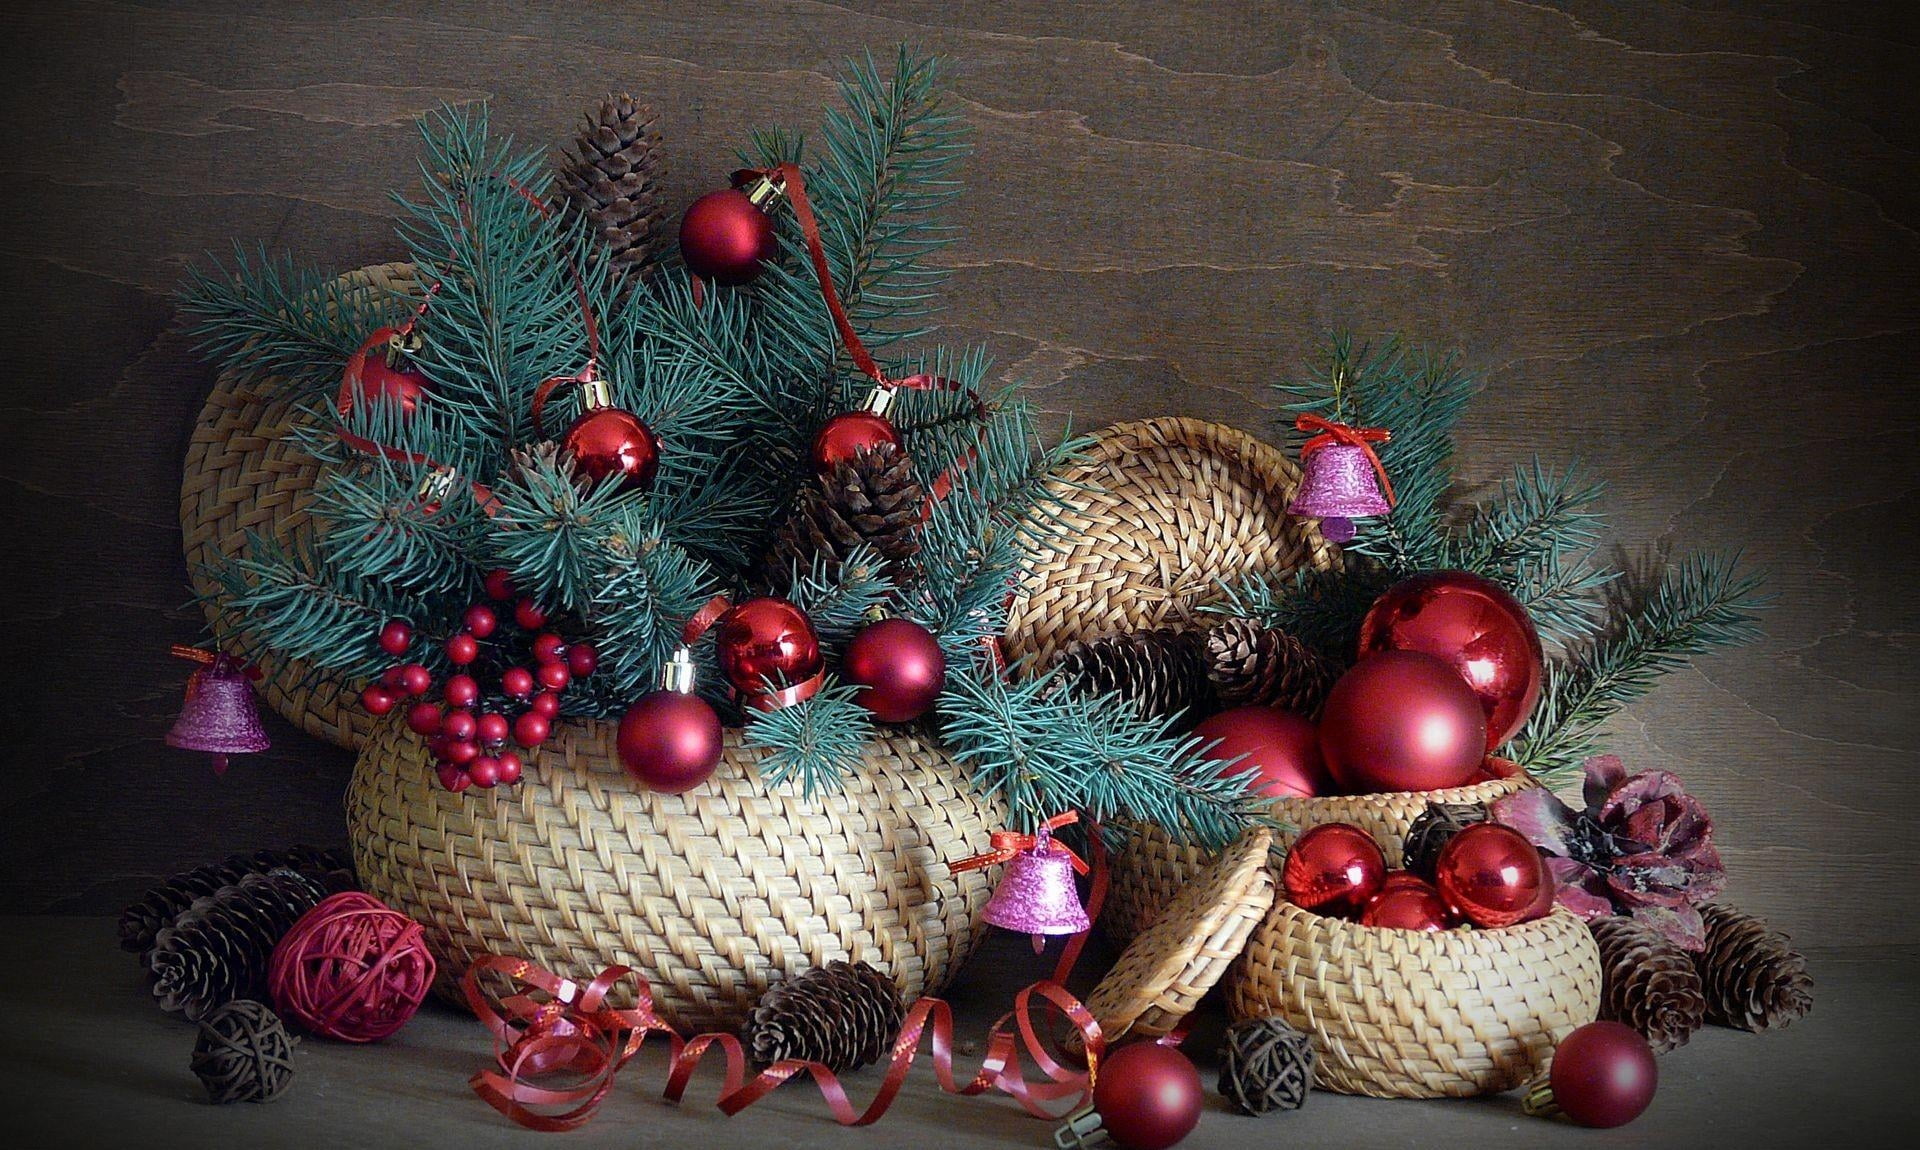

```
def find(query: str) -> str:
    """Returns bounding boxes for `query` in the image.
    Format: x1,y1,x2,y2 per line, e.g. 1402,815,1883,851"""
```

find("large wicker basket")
1228,902,1601,1098
346,717,1003,1032
180,263,421,752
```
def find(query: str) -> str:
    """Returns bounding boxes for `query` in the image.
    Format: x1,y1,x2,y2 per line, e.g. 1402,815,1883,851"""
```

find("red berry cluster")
358,569,599,792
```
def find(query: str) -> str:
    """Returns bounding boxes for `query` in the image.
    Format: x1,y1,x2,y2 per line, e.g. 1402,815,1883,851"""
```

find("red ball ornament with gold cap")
811,386,903,472
617,646,723,793
678,169,785,285
548,371,659,493
336,324,429,420
714,596,823,710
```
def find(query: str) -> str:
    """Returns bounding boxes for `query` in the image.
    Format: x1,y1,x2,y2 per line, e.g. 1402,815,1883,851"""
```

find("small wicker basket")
1228,902,1601,1098
346,717,1002,1033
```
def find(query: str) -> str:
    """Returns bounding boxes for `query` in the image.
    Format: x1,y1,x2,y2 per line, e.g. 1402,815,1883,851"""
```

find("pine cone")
743,961,906,1072
1589,915,1708,1053
1401,802,1488,881
554,93,667,278
1695,903,1813,1033
766,444,925,586
149,869,332,1020
1057,629,1211,724
1218,1016,1314,1115
1204,618,1337,717
119,847,353,958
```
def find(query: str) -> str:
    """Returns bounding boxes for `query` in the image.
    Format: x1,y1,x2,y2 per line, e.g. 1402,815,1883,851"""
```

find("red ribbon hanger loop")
1293,413,1397,506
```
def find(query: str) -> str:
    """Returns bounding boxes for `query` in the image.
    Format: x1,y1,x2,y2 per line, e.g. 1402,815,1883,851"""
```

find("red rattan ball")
268,892,436,1043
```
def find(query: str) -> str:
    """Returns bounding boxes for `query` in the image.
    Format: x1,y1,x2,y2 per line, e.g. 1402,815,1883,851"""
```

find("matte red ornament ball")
513,711,550,748
514,599,548,631
360,686,398,716
1358,570,1545,749
678,186,777,285
530,691,562,719
405,702,442,737
714,597,822,697
1433,822,1554,929
562,405,659,493
617,689,725,793
1547,1022,1658,1128
476,712,510,746
1090,1042,1204,1150
336,327,429,421
1192,706,1330,800
566,642,599,678
1360,872,1455,932
810,410,902,472
842,618,946,722
443,674,479,709
1281,823,1387,918
483,569,515,602
445,632,479,666
377,619,413,657
501,667,535,698
1317,649,1487,794
536,661,571,691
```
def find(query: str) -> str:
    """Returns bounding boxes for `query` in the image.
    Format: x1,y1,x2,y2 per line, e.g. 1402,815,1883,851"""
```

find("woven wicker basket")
346,717,1003,1033
180,263,420,752
1228,902,1601,1098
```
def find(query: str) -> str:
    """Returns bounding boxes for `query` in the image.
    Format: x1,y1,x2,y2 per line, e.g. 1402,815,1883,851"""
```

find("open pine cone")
1695,903,1813,1032
1204,618,1337,717
554,93,667,279
149,869,333,1020
1589,914,1708,1053
1057,629,1210,725
118,847,352,959
743,960,905,1072
766,444,924,585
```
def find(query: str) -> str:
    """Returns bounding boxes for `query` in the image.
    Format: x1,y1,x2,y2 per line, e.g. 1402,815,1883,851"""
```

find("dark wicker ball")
190,999,297,1104
1218,1015,1314,1115
1402,801,1489,880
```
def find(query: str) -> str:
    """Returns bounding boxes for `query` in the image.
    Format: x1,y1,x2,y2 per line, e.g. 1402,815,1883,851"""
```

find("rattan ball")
1219,1015,1315,1115
190,999,297,1104
268,891,435,1043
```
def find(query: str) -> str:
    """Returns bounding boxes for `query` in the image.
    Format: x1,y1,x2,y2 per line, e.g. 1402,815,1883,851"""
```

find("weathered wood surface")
2,1,1914,946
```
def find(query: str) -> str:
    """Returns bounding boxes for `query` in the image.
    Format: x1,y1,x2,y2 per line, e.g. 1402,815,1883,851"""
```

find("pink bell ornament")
956,811,1092,953
166,646,269,774
1286,413,1394,543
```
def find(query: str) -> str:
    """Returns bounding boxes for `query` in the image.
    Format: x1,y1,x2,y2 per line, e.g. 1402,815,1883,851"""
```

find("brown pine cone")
1589,915,1708,1053
149,869,333,1020
766,444,924,586
1401,802,1488,881
1057,629,1211,724
119,847,353,959
554,93,667,278
1694,903,1813,1033
1204,618,1337,717
744,960,906,1072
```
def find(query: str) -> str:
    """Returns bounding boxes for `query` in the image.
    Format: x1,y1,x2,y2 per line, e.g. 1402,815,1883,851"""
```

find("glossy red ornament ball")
562,405,659,493
1434,822,1554,928
532,633,566,664
476,712,510,746
513,711,551,748
495,752,523,786
501,667,535,698
810,410,902,472
440,709,476,741
1360,872,1455,932
377,619,413,657
617,690,725,793
714,597,822,696
679,186,777,285
1546,1022,1657,1128
483,569,515,602
405,702,442,737
443,674,479,709
1192,706,1330,800
466,756,501,788
360,685,398,716
842,618,946,722
1358,570,1545,749
1317,649,1488,794
462,603,498,638
1090,1042,1204,1150
566,642,599,678
445,632,480,665
337,327,428,420
535,661,571,691
1282,823,1388,918
395,664,434,698
514,599,548,631
530,690,562,719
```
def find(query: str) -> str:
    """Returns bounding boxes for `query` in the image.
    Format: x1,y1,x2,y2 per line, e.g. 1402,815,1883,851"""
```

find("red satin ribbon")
681,595,731,647
952,811,1089,876
1293,413,1396,506
169,644,263,681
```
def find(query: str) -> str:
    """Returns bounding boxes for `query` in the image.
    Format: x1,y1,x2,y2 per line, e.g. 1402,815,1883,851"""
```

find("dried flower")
1492,754,1725,949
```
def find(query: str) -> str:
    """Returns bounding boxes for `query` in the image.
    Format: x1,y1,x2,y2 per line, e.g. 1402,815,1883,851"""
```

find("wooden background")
2,1,1914,951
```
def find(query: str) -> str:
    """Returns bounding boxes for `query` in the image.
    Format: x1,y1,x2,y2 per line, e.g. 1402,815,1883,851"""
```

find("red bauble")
714,597,822,697
476,712,510,746
1360,872,1455,932
1434,822,1553,928
1358,570,1545,749
462,603,498,638
445,632,480,666
535,660,571,691
444,674,479,709
1090,1042,1204,1150
513,711,551,748
1281,823,1387,918
566,642,599,678
1546,1022,1657,1128
1317,650,1487,794
337,327,428,420
395,663,434,698
562,404,659,493
679,186,777,285
617,689,725,793
514,599,548,631
360,686,398,716
1192,706,1329,800
842,618,946,722
483,569,515,602
810,410,902,472
377,619,413,657
405,701,442,737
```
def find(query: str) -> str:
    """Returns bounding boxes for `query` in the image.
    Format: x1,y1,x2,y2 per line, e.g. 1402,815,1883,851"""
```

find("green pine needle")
744,678,875,796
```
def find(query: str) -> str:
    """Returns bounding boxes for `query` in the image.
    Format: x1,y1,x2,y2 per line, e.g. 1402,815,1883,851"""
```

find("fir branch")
482,447,660,612
200,534,412,680
586,537,721,702
1508,553,1768,777
782,546,893,653
744,678,875,796
1446,460,1613,647
1206,560,1388,668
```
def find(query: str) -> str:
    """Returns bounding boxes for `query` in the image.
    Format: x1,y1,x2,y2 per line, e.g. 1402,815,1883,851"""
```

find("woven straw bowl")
346,717,1003,1033
180,263,421,752
1228,902,1601,1098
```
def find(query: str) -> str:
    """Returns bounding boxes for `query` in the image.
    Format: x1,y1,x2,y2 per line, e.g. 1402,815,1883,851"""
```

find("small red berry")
444,739,480,765
476,712,510,746
463,604,498,639
530,690,562,718
483,569,516,601
536,661,571,691
566,642,599,677
397,663,434,697
444,673,480,709
406,701,443,737
533,633,566,664
495,752,523,786
514,598,548,630
467,757,501,788
442,709,477,741
513,711,551,747
437,765,469,792
501,666,535,698
360,685,399,716
382,665,408,689
378,619,413,656
446,632,480,665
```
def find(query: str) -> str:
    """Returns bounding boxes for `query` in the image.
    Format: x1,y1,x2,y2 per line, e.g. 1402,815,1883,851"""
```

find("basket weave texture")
179,262,420,751
1228,902,1601,1098
346,717,1003,1033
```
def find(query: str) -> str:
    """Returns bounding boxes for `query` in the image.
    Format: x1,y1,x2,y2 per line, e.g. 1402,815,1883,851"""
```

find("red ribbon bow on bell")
1294,413,1397,506
951,811,1090,876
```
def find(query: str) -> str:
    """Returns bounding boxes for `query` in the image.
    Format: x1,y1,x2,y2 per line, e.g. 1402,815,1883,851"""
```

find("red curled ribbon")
1293,413,1397,506
465,817,1112,1133
952,811,1089,876
169,644,263,681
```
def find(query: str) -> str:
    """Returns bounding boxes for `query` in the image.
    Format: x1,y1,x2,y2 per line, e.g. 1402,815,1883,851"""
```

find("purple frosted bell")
166,654,269,774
